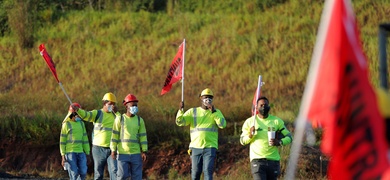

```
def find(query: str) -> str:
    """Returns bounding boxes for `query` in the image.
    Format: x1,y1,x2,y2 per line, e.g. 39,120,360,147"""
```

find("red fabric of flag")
39,44,59,83
251,87,260,116
304,0,389,179
160,43,184,95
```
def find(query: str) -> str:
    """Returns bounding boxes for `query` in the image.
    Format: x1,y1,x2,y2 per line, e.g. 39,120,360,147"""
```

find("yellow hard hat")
102,92,117,103
200,88,214,97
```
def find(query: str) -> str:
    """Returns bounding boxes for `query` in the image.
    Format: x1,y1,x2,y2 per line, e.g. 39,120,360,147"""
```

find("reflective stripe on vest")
93,109,115,132
119,115,141,143
191,108,218,133
65,121,87,144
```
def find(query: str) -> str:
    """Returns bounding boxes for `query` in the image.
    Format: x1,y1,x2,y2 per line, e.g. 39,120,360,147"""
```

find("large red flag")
160,42,184,95
39,44,59,83
301,0,389,179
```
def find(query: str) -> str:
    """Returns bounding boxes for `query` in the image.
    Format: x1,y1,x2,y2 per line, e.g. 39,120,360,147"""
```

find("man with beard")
240,96,292,180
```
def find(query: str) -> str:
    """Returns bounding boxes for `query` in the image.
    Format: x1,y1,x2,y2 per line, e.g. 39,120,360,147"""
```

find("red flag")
39,44,60,83
251,87,261,116
302,0,389,179
251,76,263,116
160,42,184,95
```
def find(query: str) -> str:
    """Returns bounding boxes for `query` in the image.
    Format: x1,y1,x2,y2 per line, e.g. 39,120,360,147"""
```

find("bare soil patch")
0,140,327,179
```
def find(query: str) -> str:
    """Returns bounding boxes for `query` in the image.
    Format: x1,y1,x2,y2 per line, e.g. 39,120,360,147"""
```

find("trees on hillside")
0,0,285,48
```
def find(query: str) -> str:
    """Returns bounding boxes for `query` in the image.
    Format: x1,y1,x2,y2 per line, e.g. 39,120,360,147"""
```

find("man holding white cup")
240,96,292,180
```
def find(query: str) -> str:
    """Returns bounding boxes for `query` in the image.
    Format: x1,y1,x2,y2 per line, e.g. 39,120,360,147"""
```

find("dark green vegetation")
0,0,389,179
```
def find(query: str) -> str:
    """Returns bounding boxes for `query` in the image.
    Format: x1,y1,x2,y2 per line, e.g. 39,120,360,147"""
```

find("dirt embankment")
0,140,327,179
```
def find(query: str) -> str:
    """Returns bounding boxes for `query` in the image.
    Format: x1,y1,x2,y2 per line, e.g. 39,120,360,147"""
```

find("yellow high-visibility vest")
60,116,90,155
110,114,148,154
176,107,226,149
77,109,119,147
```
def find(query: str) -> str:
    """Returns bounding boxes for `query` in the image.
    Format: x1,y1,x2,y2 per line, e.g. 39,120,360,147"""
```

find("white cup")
268,131,275,146
63,162,68,170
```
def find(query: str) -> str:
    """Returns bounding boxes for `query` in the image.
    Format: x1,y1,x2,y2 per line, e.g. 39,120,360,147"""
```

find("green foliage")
0,113,62,145
4,0,38,48
0,0,9,36
0,0,388,145
0,0,387,143
0,0,389,178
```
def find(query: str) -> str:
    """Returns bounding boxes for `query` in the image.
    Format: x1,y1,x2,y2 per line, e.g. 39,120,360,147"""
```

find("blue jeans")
190,148,216,180
92,146,117,180
250,159,280,180
117,154,143,180
65,153,87,180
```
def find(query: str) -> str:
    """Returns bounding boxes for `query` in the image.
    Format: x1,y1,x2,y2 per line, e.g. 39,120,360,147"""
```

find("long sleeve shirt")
110,114,148,154
240,114,292,161
77,109,119,147
176,107,226,149
60,114,90,156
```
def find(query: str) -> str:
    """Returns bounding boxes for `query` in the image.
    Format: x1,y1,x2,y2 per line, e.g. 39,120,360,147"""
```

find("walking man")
176,88,226,180
60,103,90,180
110,94,148,180
240,96,292,180
72,92,119,180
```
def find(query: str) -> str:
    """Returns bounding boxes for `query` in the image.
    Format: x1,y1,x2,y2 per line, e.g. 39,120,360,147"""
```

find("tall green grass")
0,0,389,178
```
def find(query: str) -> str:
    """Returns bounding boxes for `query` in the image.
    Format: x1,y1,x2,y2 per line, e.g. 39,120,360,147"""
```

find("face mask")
129,106,138,115
202,98,212,106
259,106,270,116
75,117,82,122
107,104,113,112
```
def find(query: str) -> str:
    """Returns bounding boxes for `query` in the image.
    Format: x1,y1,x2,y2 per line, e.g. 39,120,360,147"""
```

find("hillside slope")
0,0,388,179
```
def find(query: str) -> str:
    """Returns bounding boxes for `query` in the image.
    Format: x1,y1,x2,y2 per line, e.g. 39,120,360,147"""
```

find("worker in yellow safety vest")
176,88,226,180
110,94,148,180
240,96,292,180
71,92,119,180
60,102,90,180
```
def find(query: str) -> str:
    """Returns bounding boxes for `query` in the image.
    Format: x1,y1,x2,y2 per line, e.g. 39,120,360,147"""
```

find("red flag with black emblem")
298,0,390,178
161,41,184,95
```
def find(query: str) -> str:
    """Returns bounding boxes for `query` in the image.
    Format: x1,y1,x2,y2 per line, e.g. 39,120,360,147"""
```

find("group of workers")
59,88,293,180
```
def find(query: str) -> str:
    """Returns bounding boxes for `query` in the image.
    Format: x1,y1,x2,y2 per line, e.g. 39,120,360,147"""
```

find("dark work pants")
251,159,280,180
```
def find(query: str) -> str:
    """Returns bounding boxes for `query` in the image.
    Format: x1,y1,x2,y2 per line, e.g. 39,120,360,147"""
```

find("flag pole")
252,75,262,129
285,0,332,179
59,82,73,105
181,39,186,103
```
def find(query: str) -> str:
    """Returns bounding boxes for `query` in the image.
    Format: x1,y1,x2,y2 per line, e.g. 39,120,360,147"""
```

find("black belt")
93,145,110,149
253,158,277,162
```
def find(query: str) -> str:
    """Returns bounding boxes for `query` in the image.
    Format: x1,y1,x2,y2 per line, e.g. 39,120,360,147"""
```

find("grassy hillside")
0,0,389,178
0,0,389,145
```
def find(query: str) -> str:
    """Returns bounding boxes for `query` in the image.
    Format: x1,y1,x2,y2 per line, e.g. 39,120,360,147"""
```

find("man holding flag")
60,103,90,180
176,88,226,180
240,96,292,180
72,92,119,180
